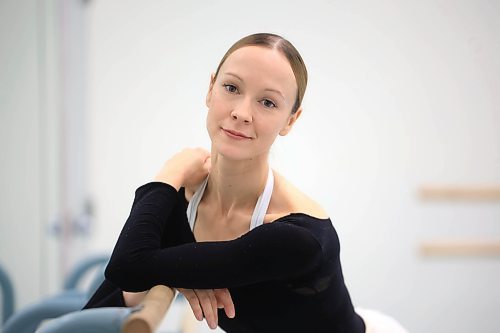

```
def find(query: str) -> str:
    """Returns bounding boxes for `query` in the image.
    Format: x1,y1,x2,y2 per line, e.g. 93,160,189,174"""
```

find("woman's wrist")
154,172,184,191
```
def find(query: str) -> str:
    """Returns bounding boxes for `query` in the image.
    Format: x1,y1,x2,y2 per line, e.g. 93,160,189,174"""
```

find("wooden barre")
122,285,176,333
419,186,500,201
420,240,500,256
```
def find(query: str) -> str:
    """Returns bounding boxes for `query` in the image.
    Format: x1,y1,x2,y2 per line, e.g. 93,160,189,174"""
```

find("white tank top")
186,168,274,232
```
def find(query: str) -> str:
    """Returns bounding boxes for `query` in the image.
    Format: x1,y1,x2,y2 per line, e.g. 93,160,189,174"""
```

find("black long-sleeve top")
83,182,365,332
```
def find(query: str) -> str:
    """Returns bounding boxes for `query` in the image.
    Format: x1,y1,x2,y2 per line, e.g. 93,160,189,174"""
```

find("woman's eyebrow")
264,88,285,101
224,72,285,101
225,72,243,81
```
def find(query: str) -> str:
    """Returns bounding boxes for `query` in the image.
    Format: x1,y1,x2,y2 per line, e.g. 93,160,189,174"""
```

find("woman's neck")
204,150,269,217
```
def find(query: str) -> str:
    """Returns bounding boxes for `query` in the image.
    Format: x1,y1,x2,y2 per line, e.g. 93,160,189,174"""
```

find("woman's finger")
208,289,219,328
178,288,203,321
194,289,217,329
214,288,235,318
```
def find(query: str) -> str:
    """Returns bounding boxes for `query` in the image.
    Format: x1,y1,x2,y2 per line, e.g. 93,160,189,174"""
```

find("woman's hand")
154,148,211,190
177,288,235,329
123,290,148,307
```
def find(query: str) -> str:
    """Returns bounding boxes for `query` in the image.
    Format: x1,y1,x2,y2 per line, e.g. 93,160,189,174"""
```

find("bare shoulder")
270,170,329,220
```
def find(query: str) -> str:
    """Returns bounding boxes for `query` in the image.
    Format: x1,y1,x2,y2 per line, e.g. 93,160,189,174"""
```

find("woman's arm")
105,181,323,292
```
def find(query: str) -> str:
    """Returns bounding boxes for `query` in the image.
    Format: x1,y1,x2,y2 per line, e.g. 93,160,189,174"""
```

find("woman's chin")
212,144,252,161
218,150,249,161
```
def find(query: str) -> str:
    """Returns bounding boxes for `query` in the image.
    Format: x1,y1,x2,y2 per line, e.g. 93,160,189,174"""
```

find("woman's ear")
206,73,216,107
279,107,303,136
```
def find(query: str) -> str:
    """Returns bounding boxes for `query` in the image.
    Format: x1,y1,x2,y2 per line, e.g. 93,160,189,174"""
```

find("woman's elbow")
104,257,147,292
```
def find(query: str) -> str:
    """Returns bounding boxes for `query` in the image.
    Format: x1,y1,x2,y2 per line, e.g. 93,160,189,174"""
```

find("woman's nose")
230,100,253,123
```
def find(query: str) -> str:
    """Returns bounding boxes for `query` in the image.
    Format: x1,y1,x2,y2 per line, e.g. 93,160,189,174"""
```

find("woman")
84,33,403,333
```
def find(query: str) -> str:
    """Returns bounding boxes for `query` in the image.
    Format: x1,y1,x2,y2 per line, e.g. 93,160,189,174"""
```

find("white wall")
86,0,498,332
0,0,88,313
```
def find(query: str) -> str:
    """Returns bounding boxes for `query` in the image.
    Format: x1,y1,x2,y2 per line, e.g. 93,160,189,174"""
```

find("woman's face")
206,45,301,161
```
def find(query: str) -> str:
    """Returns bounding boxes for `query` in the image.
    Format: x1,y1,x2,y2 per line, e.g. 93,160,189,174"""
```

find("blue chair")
37,307,135,333
3,255,108,333
0,263,15,324
3,295,89,333
36,285,176,333
63,255,109,292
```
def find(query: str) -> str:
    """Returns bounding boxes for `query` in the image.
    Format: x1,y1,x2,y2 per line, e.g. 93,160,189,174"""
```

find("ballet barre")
419,186,500,201
123,285,175,333
420,240,500,257
418,184,500,257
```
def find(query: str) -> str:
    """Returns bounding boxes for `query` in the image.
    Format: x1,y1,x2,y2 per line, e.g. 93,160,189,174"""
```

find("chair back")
0,263,15,323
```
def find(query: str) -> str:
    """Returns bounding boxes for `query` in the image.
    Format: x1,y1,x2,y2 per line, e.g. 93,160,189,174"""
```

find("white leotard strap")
186,177,208,231
249,168,274,230
186,168,274,232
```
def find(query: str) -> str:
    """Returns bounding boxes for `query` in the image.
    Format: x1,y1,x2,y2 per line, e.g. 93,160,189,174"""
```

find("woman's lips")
222,128,252,140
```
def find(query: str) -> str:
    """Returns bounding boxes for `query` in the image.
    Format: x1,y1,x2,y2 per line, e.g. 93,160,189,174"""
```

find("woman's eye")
223,84,238,93
261,99,276,108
